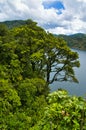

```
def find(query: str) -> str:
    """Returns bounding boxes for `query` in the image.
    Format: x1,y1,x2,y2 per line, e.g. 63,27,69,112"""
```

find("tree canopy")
0,19,83,130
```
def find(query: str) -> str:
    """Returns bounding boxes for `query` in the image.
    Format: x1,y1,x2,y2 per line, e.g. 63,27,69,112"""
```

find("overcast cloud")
0,0,86,34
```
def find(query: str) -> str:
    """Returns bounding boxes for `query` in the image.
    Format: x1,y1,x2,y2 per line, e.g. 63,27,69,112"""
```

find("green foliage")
18,78,47,106
0,111,31,130
0,77,47,129
0,19,80,83
0,19,82,129
0,79,21,110
33,90,86,130
0,24,9,36
17,78,48,125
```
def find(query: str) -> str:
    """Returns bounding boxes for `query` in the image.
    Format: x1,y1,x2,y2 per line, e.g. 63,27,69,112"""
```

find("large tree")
43,33,80,84
0,20,80,84
12,20,80,84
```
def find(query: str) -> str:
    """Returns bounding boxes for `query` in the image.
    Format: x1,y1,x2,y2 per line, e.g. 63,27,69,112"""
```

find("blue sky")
43,1,65,15
43,1,64,10
0,0,86,35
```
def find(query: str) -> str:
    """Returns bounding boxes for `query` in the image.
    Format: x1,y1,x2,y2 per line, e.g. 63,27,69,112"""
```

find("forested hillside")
0,20,26,28
0,19,86,129
57,33,86,50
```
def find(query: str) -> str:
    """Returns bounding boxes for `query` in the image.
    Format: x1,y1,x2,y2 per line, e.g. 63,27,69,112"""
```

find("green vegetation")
56,33,86,50
0,19,86,129
31,90,86,130
0,20,26,28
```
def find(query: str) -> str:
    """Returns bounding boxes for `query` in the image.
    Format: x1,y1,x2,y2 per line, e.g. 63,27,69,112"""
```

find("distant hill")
0,19,37,29
56,33,86,50
0,20,26,28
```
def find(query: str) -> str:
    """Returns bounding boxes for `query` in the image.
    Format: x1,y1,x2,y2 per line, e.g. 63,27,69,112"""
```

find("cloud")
0,0,86,34
46,0,86,34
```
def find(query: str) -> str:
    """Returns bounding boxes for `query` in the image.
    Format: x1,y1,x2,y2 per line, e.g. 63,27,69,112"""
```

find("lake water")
50,49,86,97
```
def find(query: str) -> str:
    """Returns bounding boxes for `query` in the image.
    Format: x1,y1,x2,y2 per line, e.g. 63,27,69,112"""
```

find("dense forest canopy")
1,19,86,130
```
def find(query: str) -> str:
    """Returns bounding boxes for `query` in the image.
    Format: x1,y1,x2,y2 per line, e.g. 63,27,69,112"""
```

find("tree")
13,21,80,84
12,22,46,78
43,33,80,84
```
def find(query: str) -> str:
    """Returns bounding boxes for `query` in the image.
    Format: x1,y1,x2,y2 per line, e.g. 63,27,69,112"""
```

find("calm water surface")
50,49,86,97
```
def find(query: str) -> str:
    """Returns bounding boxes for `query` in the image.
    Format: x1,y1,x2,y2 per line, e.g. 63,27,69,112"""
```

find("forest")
57,33,86,51
0,19,86,130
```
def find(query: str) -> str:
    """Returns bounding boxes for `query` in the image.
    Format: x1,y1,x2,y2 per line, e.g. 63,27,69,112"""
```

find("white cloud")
47,0,86,34
0,0,86,34
42,0,58,3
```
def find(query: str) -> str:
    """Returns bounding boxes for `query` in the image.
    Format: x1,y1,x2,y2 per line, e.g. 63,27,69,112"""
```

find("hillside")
57,33,86,50
0,19,35,28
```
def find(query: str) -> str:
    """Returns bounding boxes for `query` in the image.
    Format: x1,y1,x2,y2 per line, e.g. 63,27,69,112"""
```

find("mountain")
0,19,37,29
56,33,86,50
0,20,26,28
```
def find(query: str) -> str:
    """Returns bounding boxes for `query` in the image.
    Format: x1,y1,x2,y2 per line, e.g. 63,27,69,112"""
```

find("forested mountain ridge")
0,19,86,129
0,19,26,28
56,33,86,50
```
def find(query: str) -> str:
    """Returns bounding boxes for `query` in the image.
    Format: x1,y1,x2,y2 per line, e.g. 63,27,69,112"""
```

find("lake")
50,49,86,97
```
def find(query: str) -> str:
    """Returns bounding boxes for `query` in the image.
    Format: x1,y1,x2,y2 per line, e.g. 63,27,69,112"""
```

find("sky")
0,0,86,35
